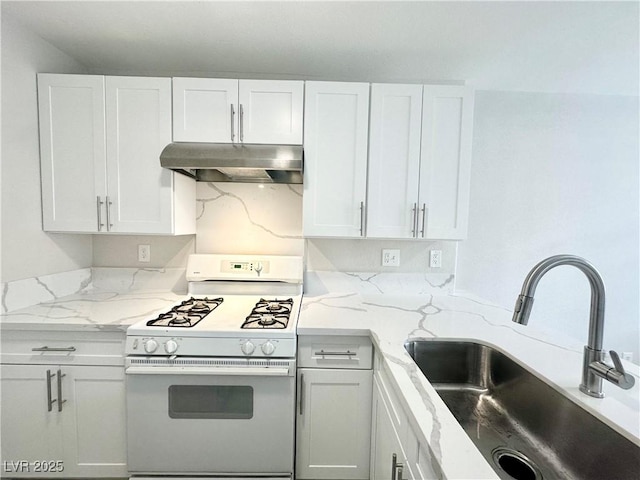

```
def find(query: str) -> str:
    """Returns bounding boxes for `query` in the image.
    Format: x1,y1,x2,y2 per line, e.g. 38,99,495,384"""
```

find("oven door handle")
125,366,293,376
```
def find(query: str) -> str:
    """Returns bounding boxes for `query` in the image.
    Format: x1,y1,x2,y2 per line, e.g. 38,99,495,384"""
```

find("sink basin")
404,339,640,480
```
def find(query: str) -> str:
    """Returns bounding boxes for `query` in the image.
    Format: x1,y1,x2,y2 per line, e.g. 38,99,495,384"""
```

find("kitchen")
1,1,638,480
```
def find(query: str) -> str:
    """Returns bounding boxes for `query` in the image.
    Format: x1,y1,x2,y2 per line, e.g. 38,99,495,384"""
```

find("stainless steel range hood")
160,143,303,183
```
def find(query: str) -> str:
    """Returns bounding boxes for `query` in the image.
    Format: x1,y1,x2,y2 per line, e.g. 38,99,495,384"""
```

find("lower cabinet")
296,335,373,480
370,353,438,480
0,330,127,478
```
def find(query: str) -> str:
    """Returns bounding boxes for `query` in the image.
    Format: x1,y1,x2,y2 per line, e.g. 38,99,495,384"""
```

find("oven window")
168,385,253,419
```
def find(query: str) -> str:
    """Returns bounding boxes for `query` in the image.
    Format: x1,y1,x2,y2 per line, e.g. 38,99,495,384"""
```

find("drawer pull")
32,346,77,352
314,349,356,357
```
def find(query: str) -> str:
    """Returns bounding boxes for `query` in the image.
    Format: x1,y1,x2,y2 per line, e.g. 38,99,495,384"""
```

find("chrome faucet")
512,254,634,398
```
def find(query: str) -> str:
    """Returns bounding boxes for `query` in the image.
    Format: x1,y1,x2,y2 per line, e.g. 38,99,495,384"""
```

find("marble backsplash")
5,182,457,312
1,267,188,314
196,182,304,255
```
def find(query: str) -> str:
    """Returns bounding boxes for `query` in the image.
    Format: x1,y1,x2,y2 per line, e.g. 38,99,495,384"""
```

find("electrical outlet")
138,244,151,263
382,249,400,267
430,250,442,268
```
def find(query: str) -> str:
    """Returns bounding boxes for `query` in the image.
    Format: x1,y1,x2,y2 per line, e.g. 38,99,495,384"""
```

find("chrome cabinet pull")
392,453,404,480
32,346,76,352
411,203,418,237
314,350,356,357
239,104,244,142
299,373,305,415
96,196,104,231
420,203,427,238
105,196,113,231
230,104,236,142
46,370,56,412
360,201,365,236
56,369,66,412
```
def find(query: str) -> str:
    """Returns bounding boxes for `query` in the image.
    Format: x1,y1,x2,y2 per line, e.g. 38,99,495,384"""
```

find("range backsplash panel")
196,182,304,255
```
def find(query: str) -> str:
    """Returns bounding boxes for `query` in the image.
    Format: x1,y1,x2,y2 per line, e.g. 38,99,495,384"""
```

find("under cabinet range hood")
160,142,303,184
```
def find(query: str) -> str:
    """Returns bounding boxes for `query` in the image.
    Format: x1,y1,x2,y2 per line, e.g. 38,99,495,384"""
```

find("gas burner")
147,297,223,327
242,298,293,329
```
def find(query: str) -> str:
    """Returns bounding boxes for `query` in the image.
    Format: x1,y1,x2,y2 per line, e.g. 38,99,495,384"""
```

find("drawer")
1,329,125,366
298,335,372,369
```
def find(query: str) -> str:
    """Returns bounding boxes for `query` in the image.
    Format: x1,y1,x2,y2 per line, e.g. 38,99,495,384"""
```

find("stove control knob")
144,339,158,354
241,340,255,356
261,341,275,356
164,339,178,355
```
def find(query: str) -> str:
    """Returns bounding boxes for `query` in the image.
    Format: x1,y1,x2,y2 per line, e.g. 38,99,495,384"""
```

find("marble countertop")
2,273,639,479
298,291,640,480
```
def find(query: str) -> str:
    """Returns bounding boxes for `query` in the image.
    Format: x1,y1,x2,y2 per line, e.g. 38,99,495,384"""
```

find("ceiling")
3,1,639,95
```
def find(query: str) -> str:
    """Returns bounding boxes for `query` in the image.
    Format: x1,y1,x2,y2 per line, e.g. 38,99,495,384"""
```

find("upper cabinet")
418,85,474,240
303,82,370,237
367,83,474,240
173,78,304,144
38,74,196,235
367,84,424,239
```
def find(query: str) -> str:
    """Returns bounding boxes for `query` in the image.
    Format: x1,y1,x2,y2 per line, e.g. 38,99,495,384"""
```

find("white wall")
457,90,640,361
1,13,92,283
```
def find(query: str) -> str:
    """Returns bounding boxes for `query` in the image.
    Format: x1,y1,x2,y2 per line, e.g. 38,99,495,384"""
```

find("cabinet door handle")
360,201,366,236
411,203,418,237
420,204,427,238
96,196,104,231
46,369,56,412
314,350,356,357
299,373,305,415
105,196,113,231
392,453,404,480
230,104,236,142
56,369,66,412
32,346,76,352
239,104,244,142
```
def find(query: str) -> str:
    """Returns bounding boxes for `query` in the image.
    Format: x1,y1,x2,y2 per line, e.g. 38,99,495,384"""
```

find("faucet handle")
608,350,635,390
609,350,626,374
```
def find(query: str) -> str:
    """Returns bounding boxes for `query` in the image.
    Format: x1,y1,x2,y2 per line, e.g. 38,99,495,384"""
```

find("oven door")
125,357,295,476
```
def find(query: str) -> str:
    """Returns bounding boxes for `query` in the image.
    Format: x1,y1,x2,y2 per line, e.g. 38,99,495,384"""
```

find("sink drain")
492,447,543,480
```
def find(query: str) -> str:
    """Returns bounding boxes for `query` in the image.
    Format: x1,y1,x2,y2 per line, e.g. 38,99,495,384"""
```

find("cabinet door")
105,76,174,234
0,365,64,470
303,82,370,237
38,74,106,233
61,365,127,478
367,84,423,238
371,379,406,480
173,77,238,143
296,368,373,479
239,80,304,144
418,85,474,240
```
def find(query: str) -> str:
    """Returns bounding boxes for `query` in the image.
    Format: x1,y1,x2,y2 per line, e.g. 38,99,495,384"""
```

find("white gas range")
125,254,303,480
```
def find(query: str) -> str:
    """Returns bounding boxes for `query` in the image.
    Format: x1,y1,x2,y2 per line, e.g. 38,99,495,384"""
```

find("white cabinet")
38,73,196,235
367,83,423,239
173,78,304,144
0,330,127,478
296,336,373,480
371,379,410,480
367,84,474,240
370,353,438,480
303,82,370,237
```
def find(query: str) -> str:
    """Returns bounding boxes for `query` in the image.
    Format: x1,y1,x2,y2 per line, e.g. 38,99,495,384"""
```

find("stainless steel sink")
404,340,640,480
